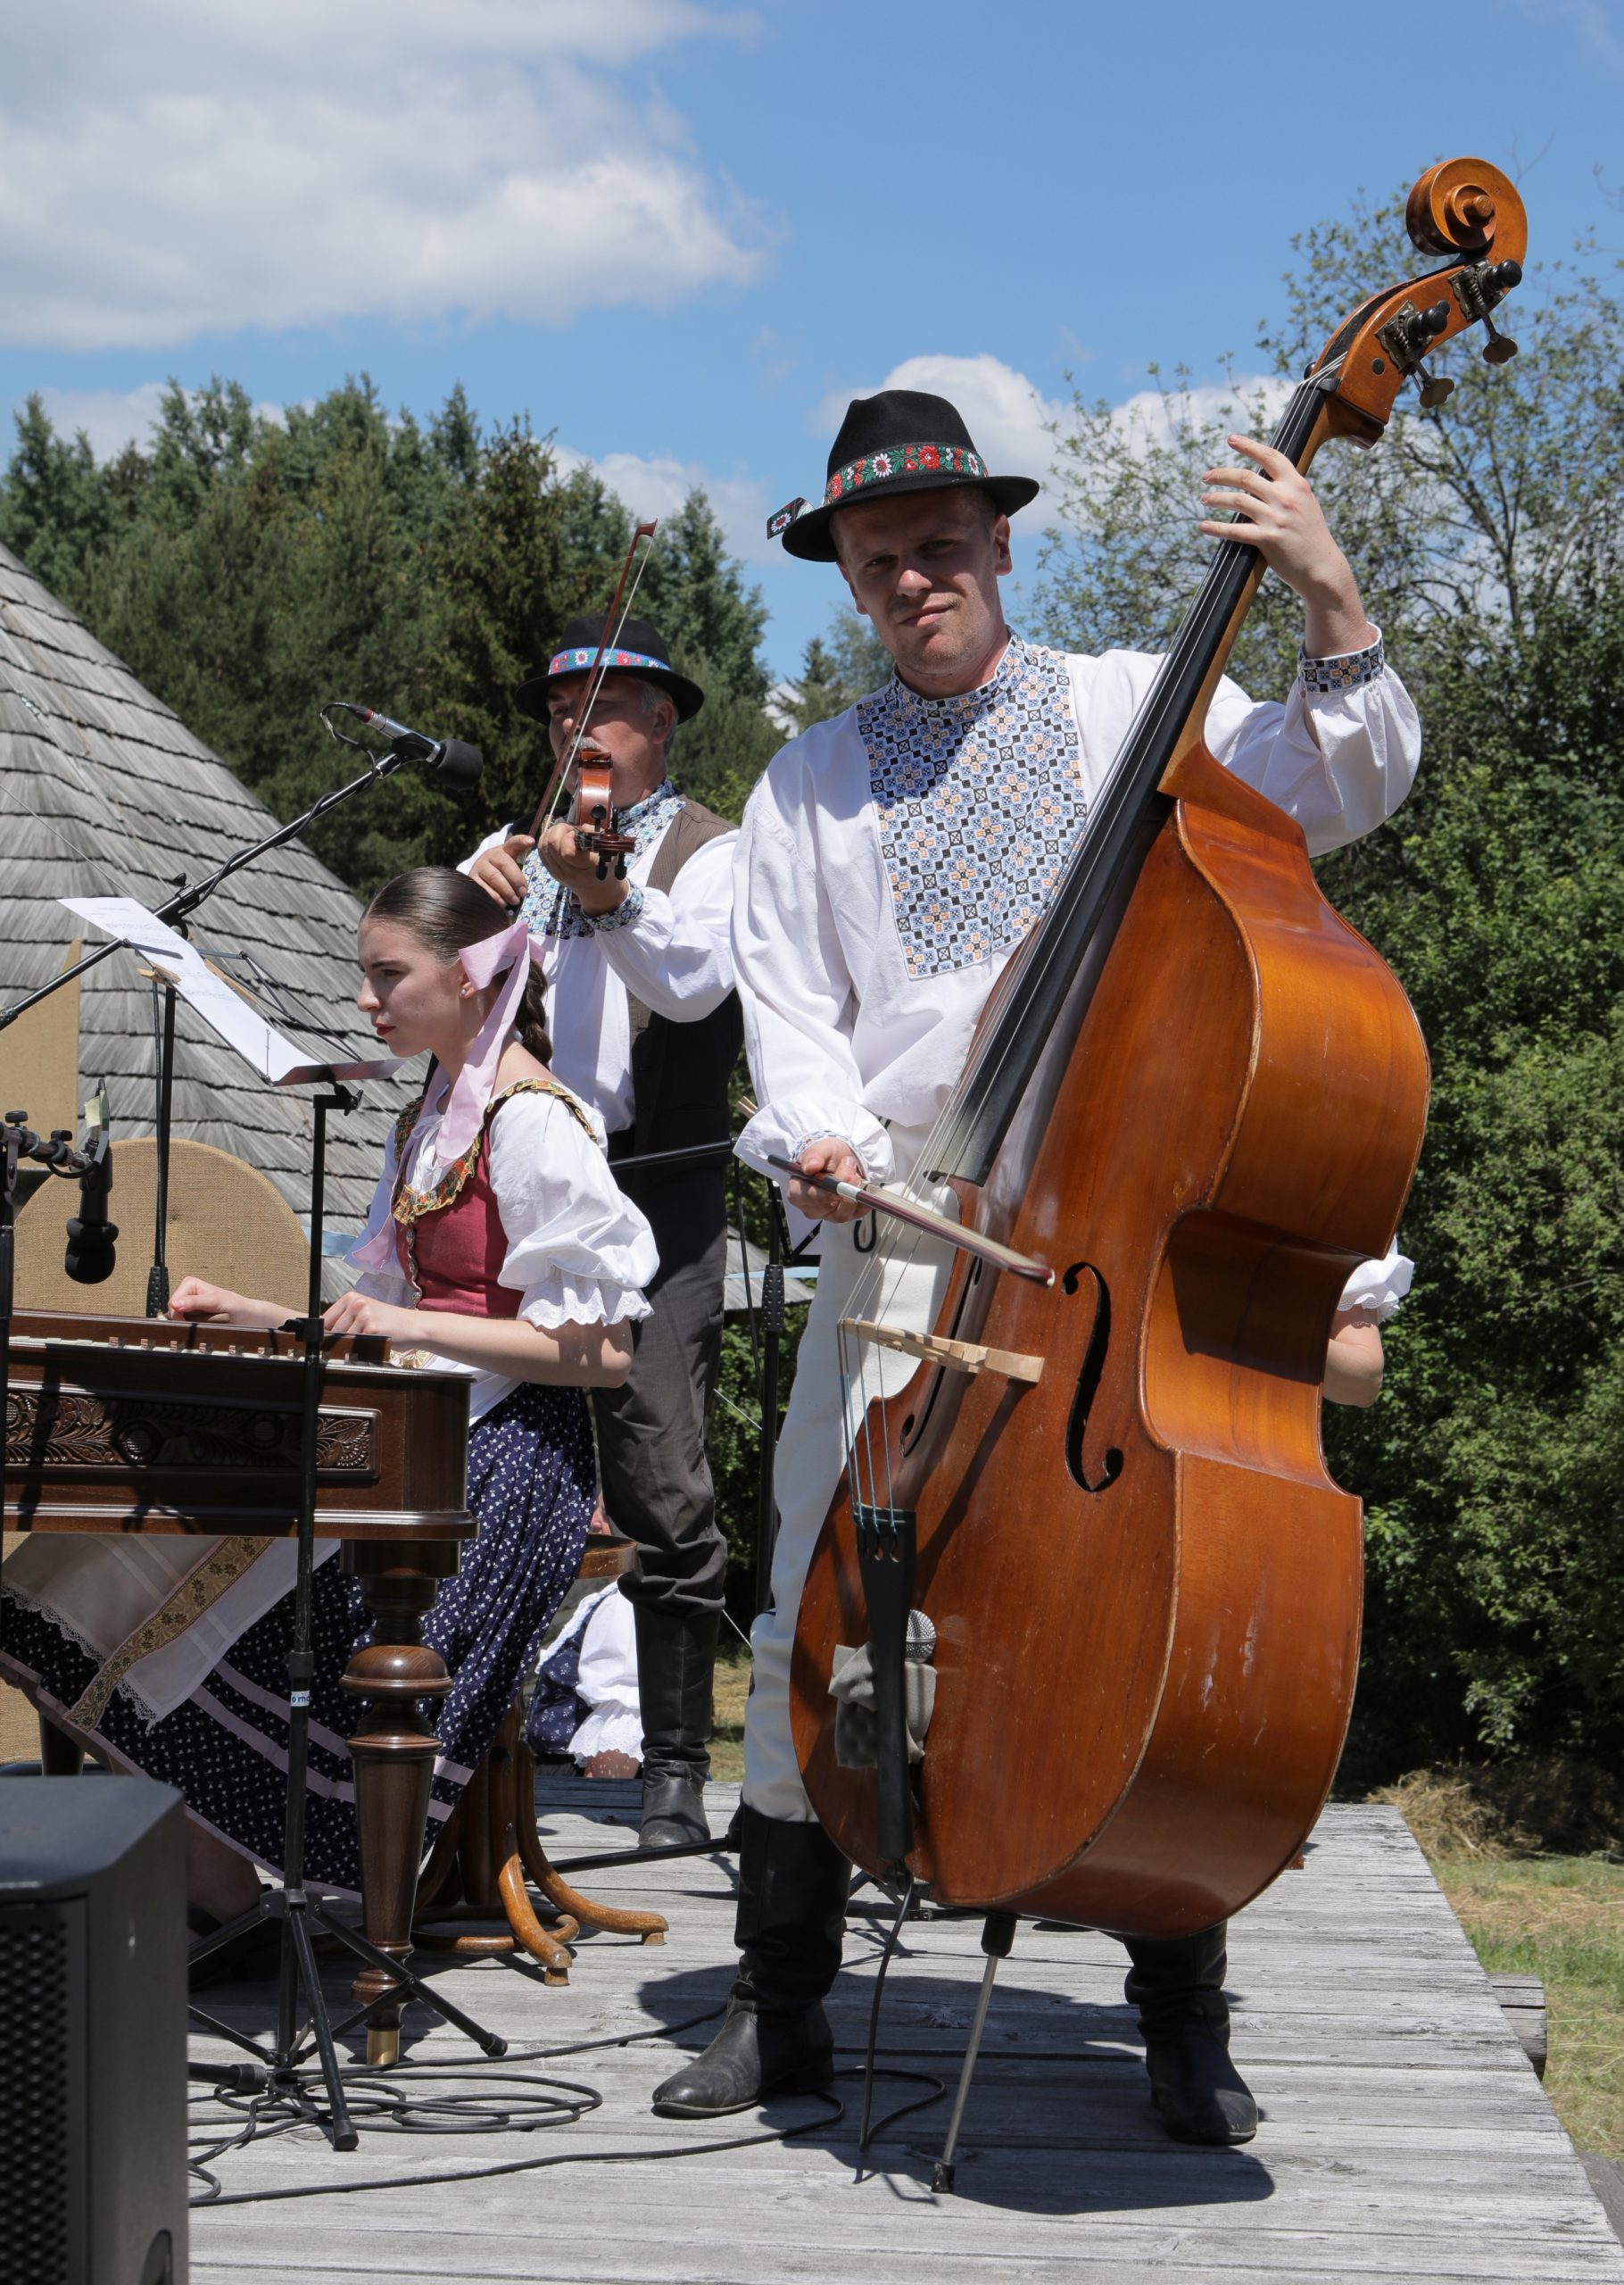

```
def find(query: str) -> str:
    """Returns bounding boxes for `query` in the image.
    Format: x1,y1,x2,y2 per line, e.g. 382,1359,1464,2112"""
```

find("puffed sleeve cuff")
735,1098,894,1185
487,1091,659,1328
518,1276,651,1331
1300,629,1387,696
1337,1247,1413,1322
579,886,645,934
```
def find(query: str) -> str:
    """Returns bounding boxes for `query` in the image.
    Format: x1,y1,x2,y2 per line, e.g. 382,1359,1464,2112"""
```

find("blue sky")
2,0,1619,684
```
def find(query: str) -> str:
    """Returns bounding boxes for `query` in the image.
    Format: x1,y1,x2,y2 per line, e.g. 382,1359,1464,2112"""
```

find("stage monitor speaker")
0,1776,188,2285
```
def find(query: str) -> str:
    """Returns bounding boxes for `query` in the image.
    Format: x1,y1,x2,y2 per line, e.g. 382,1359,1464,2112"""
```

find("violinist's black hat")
515,614,706,724
769,388,1040,563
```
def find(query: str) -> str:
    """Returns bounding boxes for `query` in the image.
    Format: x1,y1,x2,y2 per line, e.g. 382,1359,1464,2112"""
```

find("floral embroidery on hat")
858,638,1086,981
823,442,987,507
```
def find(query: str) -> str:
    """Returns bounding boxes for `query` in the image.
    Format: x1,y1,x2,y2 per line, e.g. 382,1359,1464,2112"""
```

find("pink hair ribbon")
436,917,545,1163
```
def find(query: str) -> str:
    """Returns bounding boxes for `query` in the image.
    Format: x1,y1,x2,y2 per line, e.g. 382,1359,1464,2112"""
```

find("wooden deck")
188,1791,1624,2284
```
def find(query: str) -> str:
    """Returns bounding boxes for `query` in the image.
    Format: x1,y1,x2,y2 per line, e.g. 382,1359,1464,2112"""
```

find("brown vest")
624,797,742,1172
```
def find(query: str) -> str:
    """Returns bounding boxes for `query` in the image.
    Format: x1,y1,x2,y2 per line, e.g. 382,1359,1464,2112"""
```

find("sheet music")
61,896,403,1086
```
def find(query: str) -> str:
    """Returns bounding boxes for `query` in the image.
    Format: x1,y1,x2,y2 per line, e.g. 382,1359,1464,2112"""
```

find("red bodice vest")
405,1142,522,1320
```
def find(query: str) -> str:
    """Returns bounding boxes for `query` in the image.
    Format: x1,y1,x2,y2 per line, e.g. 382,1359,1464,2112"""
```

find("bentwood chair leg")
514,1729,667,1945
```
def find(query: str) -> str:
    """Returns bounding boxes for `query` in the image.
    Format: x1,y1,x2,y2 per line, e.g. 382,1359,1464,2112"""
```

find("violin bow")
525,519,659,841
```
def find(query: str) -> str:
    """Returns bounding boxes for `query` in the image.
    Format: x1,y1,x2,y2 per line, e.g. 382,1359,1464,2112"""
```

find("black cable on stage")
185,2002,946,2206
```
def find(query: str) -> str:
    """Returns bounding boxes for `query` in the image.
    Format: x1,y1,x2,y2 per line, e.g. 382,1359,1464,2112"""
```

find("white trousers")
743,1127,956,1821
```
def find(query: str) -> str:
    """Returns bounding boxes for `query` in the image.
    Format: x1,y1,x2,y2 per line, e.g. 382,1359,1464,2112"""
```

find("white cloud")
0,1,765,350
554,443,775,565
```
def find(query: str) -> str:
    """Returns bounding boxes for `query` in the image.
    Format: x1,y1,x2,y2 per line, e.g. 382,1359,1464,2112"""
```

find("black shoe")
651,1988,833,2116
640,1769,710,1849
650,1807,849,2118
1123,1921,1257,2147
1142,2008,1258,2144
633,1606,720,1847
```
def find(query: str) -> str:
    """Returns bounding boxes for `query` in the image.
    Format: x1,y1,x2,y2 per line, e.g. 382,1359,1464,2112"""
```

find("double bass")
790,159,1528,1939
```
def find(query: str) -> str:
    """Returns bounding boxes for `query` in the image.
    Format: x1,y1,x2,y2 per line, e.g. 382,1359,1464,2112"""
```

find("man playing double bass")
650,388,1419,2142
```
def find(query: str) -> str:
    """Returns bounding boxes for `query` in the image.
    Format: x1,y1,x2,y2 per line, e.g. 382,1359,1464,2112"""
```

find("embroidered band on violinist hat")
769,388,1041,563
515,612,706,725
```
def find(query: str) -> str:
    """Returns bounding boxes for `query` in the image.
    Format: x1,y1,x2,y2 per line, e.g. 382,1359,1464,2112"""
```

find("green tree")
1037,185,1624,1773
783,608,891,732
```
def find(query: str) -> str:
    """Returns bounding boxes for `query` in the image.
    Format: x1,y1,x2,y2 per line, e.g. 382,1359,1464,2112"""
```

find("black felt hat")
515,613,705,724
769,388,1040,563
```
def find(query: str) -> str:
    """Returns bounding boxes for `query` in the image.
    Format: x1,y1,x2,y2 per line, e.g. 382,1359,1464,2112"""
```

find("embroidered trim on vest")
391,1079,596,1232
68,1535,272,1728
857,635,1087,981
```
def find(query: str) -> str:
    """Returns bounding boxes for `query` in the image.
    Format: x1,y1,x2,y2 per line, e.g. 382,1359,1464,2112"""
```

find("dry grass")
1374,1766,1624,2161
709,1649,751,1784
1438,1856,1624,2161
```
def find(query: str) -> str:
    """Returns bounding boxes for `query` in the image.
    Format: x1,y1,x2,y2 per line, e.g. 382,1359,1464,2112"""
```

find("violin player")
465,615,741,1850
650,388,1421,2141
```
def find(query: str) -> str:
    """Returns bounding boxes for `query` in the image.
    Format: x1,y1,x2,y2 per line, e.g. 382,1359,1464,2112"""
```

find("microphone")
341,706,484,789
63,1092,118,1285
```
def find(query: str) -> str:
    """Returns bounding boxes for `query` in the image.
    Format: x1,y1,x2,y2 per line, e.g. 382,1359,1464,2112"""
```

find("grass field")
1437,1854,1624,2160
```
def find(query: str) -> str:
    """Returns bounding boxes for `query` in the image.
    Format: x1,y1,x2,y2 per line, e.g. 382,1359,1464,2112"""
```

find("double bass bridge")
841,1315,1044,1386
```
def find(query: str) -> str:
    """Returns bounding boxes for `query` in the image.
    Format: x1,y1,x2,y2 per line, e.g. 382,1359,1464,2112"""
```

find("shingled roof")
0,540,412,1251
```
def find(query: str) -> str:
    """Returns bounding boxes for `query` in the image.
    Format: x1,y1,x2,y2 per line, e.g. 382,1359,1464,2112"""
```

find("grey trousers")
592,1173,729,1619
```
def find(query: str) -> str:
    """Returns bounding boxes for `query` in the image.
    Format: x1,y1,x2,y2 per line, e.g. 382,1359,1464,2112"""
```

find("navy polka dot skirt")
1,1383,593,1895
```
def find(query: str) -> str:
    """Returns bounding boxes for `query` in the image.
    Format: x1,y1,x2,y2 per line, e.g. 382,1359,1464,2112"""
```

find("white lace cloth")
348,1082,657,1423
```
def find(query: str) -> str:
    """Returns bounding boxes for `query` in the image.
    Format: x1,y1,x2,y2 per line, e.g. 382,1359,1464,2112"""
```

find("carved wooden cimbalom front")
5,1385,379,1478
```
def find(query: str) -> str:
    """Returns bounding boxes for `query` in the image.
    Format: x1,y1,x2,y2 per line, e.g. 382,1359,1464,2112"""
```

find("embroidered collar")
521,778,684,941
882,636,1027,727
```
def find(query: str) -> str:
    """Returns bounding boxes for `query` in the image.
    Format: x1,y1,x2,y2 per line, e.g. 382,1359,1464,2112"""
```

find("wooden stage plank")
187,1795,1624,2285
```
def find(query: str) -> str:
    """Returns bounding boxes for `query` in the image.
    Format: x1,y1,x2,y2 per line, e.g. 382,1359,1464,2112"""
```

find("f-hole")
1064,1261,1123,1494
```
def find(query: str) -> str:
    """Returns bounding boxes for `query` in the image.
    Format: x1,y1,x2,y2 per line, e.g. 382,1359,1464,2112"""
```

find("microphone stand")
0,738,437,1318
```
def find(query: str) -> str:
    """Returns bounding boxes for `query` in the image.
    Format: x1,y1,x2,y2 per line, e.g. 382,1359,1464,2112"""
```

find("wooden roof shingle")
0,541,414,1250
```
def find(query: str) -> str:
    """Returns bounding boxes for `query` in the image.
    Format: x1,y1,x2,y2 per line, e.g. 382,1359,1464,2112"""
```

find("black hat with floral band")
515,612,706,725
769,388,1040,563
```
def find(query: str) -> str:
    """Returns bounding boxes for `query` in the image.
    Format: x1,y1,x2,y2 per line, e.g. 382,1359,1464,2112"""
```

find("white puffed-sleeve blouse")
345,1083,657,1421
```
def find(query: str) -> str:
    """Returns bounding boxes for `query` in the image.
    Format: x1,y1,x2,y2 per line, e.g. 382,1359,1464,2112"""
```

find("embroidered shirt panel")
1300,632,1386,694
520,780,684,941
856,637,1086,981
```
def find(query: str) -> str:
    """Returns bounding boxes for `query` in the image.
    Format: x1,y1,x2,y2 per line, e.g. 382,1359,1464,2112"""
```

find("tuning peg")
1417,368,1455,409
1482,315,1519,365
1488,258,1523,295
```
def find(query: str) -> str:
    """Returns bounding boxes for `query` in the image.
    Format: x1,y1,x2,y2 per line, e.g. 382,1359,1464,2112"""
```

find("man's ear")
836,561,869,618
992,513,1014,577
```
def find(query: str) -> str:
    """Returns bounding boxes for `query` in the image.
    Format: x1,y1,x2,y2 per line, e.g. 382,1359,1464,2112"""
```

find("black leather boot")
651,1808,849,2117
634,1606,718,1849
1123,1922,1257,2145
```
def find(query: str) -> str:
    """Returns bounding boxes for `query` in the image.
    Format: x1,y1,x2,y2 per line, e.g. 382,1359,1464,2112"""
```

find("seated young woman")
1,868,656,1928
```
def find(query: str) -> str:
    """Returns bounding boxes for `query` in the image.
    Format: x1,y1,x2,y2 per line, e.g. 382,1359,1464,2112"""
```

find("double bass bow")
789,158,1529,1939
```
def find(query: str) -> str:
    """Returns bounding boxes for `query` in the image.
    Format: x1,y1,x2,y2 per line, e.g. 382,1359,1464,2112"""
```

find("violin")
568,736,637,882
789,159,1529,1939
